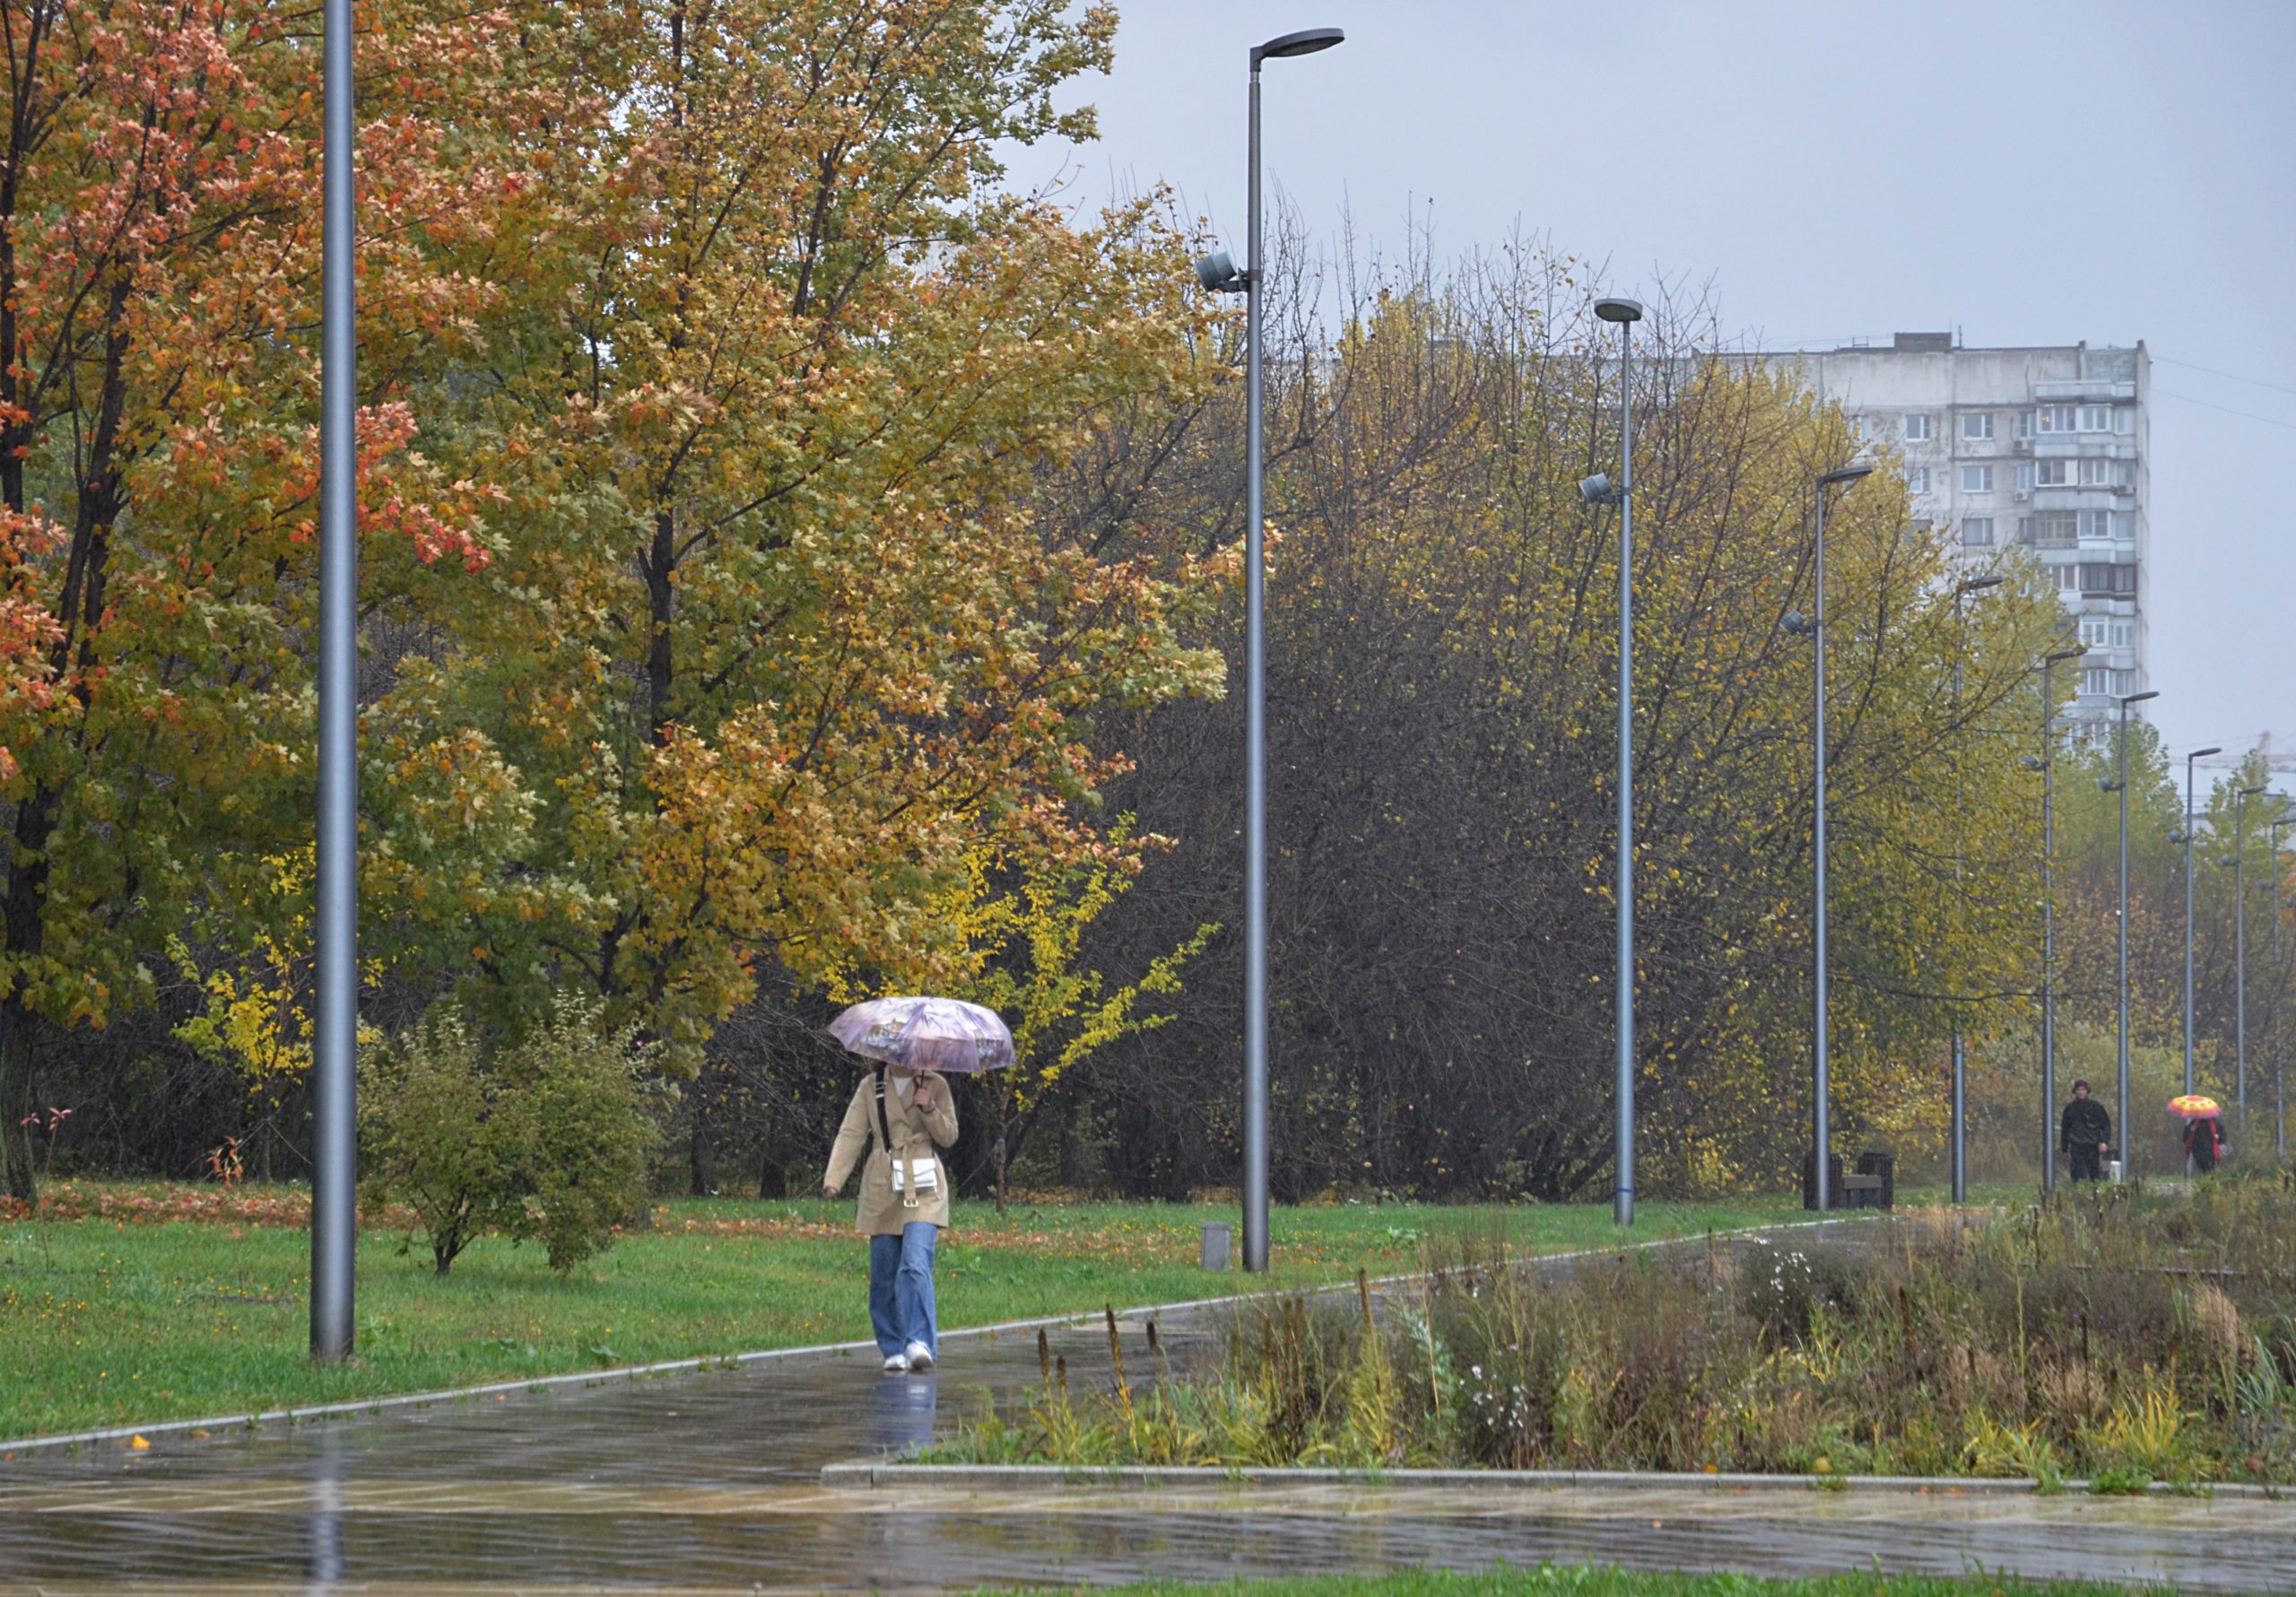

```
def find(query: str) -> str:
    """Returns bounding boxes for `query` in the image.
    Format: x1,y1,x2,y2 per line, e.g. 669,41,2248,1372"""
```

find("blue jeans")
868,1222,939,1359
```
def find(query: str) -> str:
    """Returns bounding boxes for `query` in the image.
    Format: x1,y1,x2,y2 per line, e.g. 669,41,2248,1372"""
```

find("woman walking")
824,1063,957,1373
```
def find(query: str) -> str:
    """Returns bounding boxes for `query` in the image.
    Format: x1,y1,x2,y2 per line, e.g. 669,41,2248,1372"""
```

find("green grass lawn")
984,1573,2158,1597
0,1183,1816,1441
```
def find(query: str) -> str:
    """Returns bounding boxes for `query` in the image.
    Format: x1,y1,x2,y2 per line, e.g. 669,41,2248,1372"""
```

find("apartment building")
1754,333,2150,727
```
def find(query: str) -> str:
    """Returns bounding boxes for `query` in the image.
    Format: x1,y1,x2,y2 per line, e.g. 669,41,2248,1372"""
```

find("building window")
2028,513,2078,545
2017,462,2037,491
2077,562,2137,595
2078,404,2112,431
2035,459,2073,487
1961,464,1993,492
1961,517,1995,546
2079,457,2126,487
2079,508,2117,539
1907,466,1930,493
1961,412,1994,440
2035,404,2077,433
1904,413,1932,441
2054,565,2080,592
2016,411,2035,438
2112,621,2134,648
2113,510,2135,539
2112,668,2137,696
2115,408,2135,434
2083,666,2112,696
2080,619,2109,647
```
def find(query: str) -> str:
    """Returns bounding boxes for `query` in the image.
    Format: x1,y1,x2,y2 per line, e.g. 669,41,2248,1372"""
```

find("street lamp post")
2109,689,2160,1176
1948,574,2003,1204
1194,24,1344,1275
312,0,358,1364
2235,782,2271,1133
1593,297,1644,1228
2274,812,2292,1163
2181,749,2223,1105
2031,646,2083,1195
1786,461,1874,1212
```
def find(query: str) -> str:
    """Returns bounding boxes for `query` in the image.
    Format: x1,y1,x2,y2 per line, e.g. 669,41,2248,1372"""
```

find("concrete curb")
0,1214,1860,1459
818,1460,2289,1501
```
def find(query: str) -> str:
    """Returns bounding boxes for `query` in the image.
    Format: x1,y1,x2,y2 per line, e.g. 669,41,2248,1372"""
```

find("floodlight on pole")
2236,781,2271,1130
2036,644,2083,1195
1199,22,1344,1276
1947,572,2005,1203
1803,458,1873,1212
1589,295,1644,1227
2114,688,2161,1173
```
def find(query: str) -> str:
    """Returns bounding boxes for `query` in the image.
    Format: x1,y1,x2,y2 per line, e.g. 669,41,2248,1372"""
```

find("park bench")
1801,1150,1895,1211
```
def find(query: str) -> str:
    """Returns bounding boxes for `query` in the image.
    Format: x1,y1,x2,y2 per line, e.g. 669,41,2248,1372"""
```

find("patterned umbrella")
2168,1094,2222,1119
827,995,1015,1074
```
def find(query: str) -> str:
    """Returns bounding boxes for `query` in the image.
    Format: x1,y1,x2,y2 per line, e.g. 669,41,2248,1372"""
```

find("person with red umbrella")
2173,1094,2227,1176
820,997,1014,1374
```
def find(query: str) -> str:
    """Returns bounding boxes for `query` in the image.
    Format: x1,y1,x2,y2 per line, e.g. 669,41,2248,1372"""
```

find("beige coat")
824,1071,959,1235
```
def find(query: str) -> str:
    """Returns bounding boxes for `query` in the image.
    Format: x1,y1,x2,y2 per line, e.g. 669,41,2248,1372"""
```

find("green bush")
360,994,663,1277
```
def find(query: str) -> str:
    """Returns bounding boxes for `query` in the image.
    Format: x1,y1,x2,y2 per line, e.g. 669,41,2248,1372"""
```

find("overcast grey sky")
1004,0,2295,791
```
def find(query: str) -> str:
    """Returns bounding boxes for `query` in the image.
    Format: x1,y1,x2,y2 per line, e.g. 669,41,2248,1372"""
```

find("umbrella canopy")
2168,1094,2222,1119
828,995,1015,1075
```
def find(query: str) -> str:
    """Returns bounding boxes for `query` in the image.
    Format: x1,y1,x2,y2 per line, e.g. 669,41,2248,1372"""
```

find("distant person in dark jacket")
2061,1080,2111,1182
2184,1114,2225,1175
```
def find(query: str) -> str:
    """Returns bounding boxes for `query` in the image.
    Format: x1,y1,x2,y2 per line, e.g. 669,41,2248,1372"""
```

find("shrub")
358,1007,510,1277
360,994,663,1277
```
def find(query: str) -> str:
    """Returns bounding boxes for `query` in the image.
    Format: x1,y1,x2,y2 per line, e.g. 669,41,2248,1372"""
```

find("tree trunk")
689,1067,717,1195
0,995,34,1202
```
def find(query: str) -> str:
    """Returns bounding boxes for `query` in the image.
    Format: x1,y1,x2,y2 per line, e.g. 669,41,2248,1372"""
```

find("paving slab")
2,1221,2284,1593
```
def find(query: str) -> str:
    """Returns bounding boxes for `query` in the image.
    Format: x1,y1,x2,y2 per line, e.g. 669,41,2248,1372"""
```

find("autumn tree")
387,0,1234,1072
0,0,548,1198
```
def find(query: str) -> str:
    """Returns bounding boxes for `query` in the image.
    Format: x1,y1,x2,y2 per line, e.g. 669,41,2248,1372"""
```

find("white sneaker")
904,1341,935,1373
882,1353,909,1374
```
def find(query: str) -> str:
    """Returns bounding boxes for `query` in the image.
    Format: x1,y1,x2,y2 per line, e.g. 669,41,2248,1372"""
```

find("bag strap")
874,1073,895,1152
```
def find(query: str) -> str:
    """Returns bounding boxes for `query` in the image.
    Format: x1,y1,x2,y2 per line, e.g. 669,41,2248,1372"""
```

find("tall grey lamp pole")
1947,574,2003,1204
1794,461,1873,1212
2274,812,2292,1162
2109,689,2160,1176
2179,749,2222,1107
2030,646,2083,1195
1595,297,1644,1227
2235,782,2270,1131
1194,24,1344,1275
312,0,358,1362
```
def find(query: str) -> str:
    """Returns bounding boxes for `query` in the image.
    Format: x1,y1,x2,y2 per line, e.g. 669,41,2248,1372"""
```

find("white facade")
1755,334,2149,727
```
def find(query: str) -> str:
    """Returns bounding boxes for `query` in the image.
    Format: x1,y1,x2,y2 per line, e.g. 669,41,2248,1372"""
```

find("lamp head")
1819,463,1875,489
2241,784,2270,797
2168,828,2187,844
1254,26,1344,65
1780,611,1812,637
2098,777,2121,793
2045,648,2084,665
2190,746,2224,761
1594,297,1644,325
1957,574,2005,594
2019,755,2045,772
2122,690,2161,706
1193,250,1245,293
1578,472,1617,505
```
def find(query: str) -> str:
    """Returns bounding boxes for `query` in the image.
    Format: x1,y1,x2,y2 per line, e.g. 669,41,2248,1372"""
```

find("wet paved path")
2,1228,2291,1593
